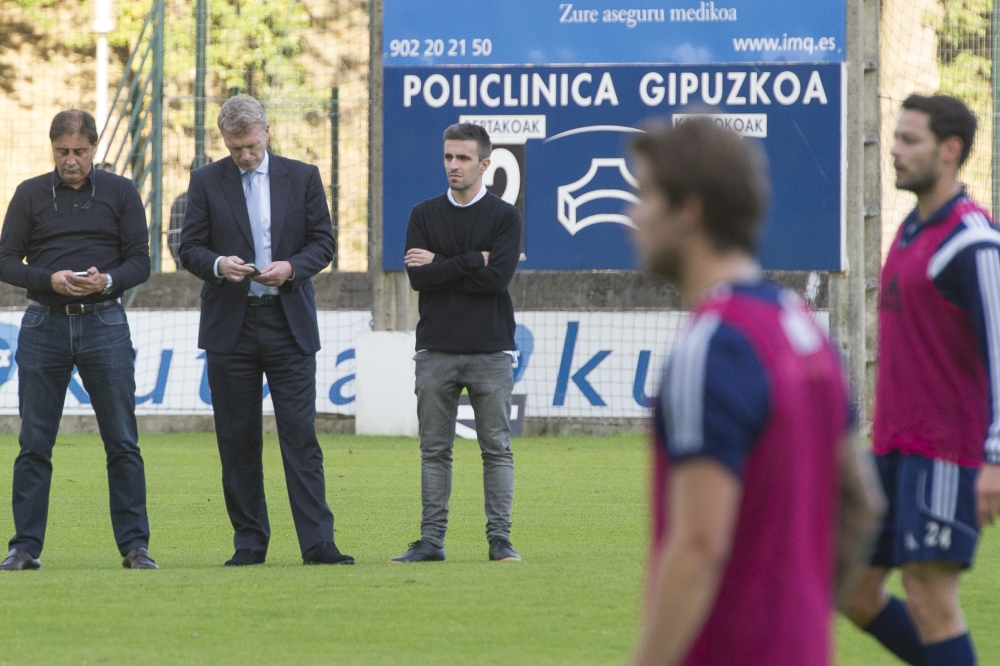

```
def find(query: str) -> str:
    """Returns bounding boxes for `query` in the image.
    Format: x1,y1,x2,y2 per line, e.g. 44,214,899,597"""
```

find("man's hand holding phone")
218,256,258,282
52,267,107,297
252,261,294,287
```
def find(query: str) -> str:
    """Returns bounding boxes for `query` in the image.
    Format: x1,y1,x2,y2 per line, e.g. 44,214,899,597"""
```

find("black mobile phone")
244,263,261,277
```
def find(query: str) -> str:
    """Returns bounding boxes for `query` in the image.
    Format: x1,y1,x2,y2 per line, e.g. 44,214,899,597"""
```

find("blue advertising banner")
383,0,845,66
382,0,847,271
383,63,844,271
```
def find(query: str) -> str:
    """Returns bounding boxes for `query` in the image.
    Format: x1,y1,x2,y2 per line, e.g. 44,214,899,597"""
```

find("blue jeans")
9,303,149,558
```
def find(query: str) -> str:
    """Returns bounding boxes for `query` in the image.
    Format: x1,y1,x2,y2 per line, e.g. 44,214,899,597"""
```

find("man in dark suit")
179,94,352,567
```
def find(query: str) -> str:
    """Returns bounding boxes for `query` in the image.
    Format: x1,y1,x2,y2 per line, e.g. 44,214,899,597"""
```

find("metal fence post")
194,0,208,169
330,86,340,270
150,0,164,272
830,0,869,426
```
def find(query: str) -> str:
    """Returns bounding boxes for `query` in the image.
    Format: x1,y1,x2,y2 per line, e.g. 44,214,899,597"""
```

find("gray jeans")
414,350,514,546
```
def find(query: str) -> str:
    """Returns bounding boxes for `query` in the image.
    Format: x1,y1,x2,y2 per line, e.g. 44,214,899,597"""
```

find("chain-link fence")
0,0,371,272
4,0,998,267
881,0,996,257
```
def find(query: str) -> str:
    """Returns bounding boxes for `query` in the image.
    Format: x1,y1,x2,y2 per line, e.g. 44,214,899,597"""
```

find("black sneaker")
488,538,521,562
389,539,445,563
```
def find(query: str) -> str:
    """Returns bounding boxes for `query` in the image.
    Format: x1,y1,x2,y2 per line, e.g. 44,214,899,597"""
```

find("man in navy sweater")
392,123,523,564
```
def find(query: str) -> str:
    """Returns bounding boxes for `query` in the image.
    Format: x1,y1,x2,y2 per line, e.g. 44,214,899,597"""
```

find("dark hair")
49,110,99,145
631,117,770,254
901,94,977,166
443,123,491,161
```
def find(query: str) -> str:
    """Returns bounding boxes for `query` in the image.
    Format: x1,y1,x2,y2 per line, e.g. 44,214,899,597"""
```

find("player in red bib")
844,95,1000,666
628,118,884,666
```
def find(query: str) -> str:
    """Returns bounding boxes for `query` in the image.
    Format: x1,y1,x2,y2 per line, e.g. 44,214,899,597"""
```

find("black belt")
30,299,119,316
247,294,280,307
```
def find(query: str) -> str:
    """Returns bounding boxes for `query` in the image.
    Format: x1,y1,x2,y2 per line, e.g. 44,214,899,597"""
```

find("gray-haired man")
179,94,352,566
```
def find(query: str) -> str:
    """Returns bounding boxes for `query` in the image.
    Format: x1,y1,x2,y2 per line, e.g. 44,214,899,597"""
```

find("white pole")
96,35,108,133
93,0,115,163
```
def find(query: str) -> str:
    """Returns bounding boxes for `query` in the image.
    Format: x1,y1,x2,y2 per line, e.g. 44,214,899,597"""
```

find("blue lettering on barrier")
513,324,533,383
69,350,175,405
553,321,610,406
632,350,655,408
329,348,356,405
198,351,212,405
135,350,172,405
68,367,90,404
0,322,19,386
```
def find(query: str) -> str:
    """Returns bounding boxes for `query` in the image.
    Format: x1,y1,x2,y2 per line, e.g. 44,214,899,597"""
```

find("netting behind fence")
881,0,995,257
0,0,371,272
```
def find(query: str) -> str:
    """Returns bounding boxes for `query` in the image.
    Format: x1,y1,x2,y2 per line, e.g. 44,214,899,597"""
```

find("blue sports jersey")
653,280,848,475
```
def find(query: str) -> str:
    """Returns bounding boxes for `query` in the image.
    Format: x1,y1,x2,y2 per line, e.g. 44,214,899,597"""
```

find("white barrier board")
0,309,828,420
354,331,418,436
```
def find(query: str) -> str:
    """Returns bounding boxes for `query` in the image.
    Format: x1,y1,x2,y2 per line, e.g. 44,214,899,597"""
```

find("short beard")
896,153,940,195
645,247,684,284
896,170,938,195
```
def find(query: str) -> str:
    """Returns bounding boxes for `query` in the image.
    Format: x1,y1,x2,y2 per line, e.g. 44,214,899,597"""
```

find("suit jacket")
178,152,334,355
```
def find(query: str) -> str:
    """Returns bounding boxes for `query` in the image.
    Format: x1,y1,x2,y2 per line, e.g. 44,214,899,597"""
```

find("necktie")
243,170,266,297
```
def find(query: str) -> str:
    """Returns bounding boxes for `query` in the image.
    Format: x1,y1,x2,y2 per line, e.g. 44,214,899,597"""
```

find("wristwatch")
101,273,114,295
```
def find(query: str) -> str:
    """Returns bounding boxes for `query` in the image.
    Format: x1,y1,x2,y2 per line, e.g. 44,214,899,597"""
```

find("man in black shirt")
0,110,155,571
392,123,523,564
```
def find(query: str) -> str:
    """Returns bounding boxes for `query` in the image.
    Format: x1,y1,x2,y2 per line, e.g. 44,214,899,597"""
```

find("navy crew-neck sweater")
405,191,522,353
0,169,150,306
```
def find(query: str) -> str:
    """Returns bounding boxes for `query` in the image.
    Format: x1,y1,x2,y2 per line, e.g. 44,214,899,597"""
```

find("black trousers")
206,304,334,556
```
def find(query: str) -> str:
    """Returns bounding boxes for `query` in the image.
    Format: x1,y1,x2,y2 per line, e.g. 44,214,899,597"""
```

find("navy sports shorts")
870,450,980,569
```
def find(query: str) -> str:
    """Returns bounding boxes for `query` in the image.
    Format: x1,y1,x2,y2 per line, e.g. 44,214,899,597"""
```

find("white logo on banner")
557,158,639,235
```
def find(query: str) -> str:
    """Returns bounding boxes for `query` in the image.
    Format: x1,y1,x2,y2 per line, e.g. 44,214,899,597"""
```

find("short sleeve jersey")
650,280,850,666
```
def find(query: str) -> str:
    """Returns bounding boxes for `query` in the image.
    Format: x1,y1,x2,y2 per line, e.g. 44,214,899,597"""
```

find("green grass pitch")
0,433,995,664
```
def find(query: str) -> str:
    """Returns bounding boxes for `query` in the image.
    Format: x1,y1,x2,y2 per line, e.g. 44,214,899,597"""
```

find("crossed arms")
403,205,521,294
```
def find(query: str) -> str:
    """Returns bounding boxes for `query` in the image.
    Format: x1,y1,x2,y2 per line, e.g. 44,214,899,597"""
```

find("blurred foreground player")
629,118,884,666
843,95,1000,666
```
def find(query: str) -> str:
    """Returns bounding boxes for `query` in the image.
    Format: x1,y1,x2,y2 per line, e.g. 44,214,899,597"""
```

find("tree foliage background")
0,0,372,271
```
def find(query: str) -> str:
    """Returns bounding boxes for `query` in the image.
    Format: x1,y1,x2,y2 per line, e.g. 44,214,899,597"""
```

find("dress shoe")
389,539,446,563
122,547,159,569
303,541,354,565
225,549,266,566
0,548,40,571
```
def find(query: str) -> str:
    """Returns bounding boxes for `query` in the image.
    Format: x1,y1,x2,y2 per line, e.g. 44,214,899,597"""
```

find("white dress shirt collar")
239,150,270,178
447,182,488,208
